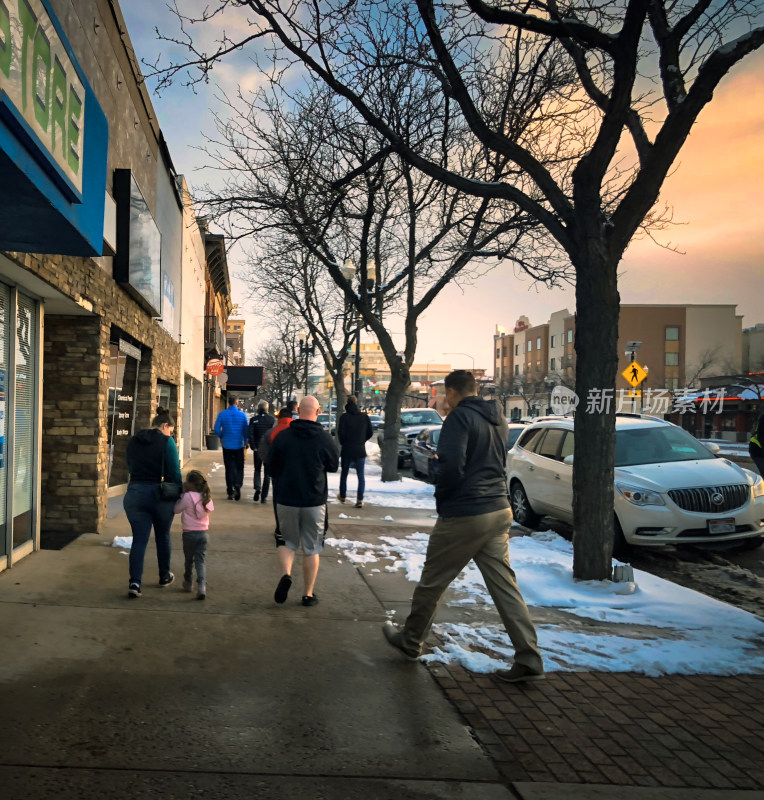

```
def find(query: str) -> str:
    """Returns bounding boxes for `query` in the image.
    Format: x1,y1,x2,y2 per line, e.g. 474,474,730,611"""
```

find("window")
518,427,545,451
536,337,542,349
496,348,500,360
560,431,575,460
550,358,556,371
666,326,680,341
514,345,519,356
665,377,679,391
665,352,679,366
551,334,556,348
502,345,507,356
527,341,532,352
567,330,573,343
537,429,567,460
514,365,519,375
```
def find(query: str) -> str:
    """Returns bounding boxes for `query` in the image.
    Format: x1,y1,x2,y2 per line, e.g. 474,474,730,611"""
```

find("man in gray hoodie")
383,370,544,683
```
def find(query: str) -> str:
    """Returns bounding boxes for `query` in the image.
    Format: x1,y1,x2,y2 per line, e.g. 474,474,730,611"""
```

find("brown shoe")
495,663,545,683
382,623,420,661
337,493,346,503
355,500,364,508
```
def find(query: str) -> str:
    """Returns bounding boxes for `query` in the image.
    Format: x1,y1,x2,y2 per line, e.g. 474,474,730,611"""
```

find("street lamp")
341,257,377,403
443,352,475,372
299,334,316,395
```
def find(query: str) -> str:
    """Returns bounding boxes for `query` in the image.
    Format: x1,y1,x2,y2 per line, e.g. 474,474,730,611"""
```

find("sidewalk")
0,448,761,799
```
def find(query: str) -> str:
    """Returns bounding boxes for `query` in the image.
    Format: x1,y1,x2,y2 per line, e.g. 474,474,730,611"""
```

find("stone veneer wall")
13,251,181,533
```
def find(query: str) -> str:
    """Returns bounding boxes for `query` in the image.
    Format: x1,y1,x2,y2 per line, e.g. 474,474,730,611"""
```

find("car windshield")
400,410,442,426
614,426,716,467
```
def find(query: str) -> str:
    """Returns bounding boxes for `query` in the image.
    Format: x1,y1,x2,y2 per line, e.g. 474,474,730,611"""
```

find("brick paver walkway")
425,666,764,791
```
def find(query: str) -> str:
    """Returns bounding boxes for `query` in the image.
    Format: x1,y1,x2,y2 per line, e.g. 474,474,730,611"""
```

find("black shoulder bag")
159,441,181,502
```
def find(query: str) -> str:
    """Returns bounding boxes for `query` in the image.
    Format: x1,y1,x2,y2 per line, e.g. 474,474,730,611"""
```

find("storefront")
0,283,41,566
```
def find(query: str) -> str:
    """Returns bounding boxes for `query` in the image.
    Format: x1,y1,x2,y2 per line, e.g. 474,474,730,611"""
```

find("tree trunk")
572,244,620,581
380,362,411,482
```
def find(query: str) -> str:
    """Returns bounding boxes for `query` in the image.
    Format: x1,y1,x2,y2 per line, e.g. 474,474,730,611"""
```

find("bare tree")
150,1,764,578
195,79,565,479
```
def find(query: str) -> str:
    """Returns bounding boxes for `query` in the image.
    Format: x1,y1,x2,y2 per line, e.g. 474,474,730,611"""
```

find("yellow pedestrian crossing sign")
623,361,647,387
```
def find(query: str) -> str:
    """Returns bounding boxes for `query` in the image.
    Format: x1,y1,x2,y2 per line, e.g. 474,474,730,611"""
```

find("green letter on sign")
67,85,82,176
0,0,11,79
33,27,52,132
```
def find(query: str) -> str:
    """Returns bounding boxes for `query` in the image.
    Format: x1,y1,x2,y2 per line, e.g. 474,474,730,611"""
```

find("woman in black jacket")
124,407,183,598
337,396,373,508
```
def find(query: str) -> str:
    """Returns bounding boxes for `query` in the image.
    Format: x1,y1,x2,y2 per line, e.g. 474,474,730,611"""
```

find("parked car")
367,413,385,431
317,413,331,431
377,408,444,466
410,426,442,482
506,422,528,452
506,415,764,554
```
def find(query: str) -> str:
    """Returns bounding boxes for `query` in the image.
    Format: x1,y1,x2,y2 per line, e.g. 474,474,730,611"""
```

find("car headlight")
752,475,764,499
615,482,665,506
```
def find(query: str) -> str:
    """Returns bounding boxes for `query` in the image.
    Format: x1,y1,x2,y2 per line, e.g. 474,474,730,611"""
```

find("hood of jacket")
345,402,362,415
289,419,325,439
456,395,503,425
133,428,166,446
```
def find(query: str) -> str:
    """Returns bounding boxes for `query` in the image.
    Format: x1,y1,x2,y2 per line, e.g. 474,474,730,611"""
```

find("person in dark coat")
124,407,183,598
750,412,764,478
336,395,373,508
268,396,339,606
382,370,544,684
248,400,276,502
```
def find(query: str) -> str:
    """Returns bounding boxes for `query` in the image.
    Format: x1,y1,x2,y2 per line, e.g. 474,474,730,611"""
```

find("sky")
121,4,764,373
112,443,764,676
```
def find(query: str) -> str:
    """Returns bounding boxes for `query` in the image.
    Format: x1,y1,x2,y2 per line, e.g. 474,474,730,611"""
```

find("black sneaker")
302,594,319,607
253,489,260,502
128,582,141,599
234,488,241,501
159,572,175,587
274,574,292,604
274,531,286,548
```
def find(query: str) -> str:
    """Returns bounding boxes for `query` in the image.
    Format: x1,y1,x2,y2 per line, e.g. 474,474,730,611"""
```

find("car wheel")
613,516,629,560
510,481,540,528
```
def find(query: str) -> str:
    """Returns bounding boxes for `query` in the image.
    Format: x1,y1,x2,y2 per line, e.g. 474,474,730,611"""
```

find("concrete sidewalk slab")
0,449,513,799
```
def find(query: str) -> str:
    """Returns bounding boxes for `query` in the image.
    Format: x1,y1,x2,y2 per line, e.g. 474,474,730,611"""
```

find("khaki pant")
401,508,543,672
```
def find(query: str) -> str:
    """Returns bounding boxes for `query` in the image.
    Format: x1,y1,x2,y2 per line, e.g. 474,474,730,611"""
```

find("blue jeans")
339,456,366,501
182,531,208,584
124,483,175,587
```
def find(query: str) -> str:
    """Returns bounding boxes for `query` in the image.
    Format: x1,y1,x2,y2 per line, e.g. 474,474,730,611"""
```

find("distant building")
226,318,246,365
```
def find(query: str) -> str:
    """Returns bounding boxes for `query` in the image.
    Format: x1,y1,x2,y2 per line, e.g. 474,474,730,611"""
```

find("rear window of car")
517,427,545,451
400,410,442,426
506,427,524,450
536,428,567,460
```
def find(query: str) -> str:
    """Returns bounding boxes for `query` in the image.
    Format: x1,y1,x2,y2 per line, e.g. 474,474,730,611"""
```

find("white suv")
507,415,764,552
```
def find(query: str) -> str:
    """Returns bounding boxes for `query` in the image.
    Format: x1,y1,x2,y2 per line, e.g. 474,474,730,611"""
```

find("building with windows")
226,318,246,365
494,304,746,418
0,0,230,571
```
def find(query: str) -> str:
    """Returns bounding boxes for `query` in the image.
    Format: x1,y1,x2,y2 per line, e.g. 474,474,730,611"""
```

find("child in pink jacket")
174,470,215,599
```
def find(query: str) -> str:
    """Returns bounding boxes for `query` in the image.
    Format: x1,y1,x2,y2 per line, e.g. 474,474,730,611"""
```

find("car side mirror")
563,454,574,465
703,442,721,455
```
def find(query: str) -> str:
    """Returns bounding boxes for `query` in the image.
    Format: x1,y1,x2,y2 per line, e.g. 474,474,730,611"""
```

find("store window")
107,338,141,487
12,294,36,547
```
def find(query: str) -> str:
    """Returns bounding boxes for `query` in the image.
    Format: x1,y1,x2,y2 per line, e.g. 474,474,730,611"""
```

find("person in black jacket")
750,412,764,478
268,396,339,606
124,407,183,598
337,395,373,508
382,370,544,683
248,400,276,502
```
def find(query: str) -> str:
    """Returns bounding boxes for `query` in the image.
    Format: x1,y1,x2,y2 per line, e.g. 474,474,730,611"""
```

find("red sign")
206,359,225,376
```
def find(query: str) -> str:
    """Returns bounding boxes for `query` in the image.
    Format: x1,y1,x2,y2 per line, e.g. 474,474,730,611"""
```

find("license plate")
707,517,735,534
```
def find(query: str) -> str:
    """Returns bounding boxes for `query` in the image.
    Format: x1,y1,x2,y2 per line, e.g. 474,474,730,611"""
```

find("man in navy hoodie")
268,395,339,606
213,394,250,500
382,370,544,683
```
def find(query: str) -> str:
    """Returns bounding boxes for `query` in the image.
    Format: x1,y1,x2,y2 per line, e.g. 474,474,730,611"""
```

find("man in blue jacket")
214,394,250,500
382,370,544,683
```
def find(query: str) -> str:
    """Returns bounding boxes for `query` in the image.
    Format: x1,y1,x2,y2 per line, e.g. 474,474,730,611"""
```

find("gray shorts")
276,504,326,555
